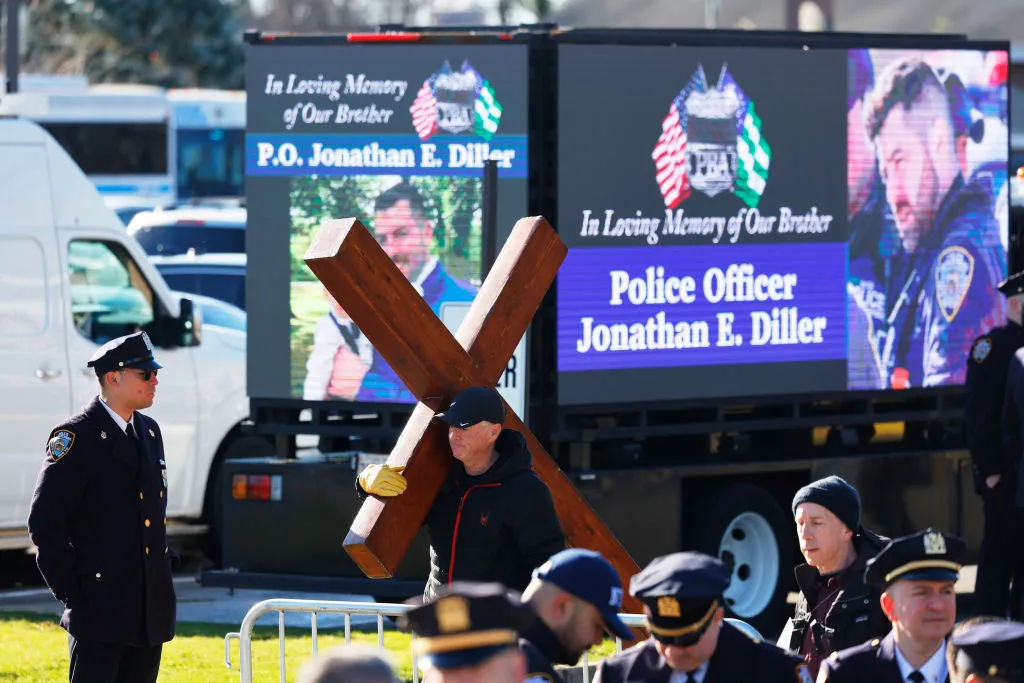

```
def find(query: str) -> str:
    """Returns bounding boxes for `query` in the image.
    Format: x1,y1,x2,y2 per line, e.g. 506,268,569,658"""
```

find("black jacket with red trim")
423,429,566,601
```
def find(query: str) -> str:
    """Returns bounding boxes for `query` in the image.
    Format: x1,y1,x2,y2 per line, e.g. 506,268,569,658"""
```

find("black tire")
691,482,794,638
201,434,276,566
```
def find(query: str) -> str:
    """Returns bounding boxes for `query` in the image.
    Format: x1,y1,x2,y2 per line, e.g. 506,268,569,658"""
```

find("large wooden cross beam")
304,216,642,615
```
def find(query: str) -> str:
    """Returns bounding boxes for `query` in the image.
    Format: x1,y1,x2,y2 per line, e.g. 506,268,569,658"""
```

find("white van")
0,118,264,554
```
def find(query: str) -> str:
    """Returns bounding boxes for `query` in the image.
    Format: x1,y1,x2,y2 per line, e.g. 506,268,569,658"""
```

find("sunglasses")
128,369,159,381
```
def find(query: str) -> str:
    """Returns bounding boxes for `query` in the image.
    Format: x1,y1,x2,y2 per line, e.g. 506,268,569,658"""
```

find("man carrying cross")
357,385,566,600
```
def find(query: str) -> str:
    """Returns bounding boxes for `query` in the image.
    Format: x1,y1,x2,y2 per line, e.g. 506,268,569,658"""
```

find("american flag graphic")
409,79,438,141
651,101,691,209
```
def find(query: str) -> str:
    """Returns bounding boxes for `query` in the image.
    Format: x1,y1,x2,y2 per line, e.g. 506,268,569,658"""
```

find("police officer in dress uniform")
817,528,964,683
519,548,636,683
594,551,813,683
27,332,177,683
1002,346,1024,620
401,581,534,683
864,57,1006,389
965,270,1024,618
946,619,1024,683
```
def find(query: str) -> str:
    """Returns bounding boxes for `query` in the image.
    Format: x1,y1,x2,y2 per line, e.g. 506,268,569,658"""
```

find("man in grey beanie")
779,475,890,678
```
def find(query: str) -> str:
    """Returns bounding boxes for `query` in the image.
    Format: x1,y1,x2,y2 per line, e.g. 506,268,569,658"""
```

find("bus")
0,83,176,212
168,89,245,200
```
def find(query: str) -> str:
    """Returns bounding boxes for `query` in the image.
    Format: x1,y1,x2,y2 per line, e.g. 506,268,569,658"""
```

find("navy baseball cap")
532,549,634,641
400,582,534,671
87,331,163,375
437,386,507,428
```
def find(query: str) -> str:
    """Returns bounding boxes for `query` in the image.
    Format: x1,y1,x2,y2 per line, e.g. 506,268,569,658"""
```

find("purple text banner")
557,243,848,372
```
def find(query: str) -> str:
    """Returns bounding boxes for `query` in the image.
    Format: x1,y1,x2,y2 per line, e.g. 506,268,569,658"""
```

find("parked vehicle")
151,253,247,311
211,26,1013,635
126,207,246,257
0,118,266,559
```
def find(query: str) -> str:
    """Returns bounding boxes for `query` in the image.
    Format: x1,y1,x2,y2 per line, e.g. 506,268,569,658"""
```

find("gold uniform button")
139,492,144,501
144,519,151,528
159,491,163,499
165,546,169,554
163,517,167,525
145,547,150,555
95,573,101,580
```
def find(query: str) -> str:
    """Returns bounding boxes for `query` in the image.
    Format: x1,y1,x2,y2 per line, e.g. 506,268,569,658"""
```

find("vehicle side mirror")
176,297,202,348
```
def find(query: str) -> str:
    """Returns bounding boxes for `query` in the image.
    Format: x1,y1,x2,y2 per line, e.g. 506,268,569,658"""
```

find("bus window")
177,128,245,198
41,122,168,175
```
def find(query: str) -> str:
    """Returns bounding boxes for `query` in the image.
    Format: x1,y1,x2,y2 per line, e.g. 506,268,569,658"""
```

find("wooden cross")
304,216,643,616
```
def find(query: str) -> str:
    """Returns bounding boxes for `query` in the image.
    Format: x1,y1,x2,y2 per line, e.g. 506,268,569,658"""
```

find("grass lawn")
0,611,620,682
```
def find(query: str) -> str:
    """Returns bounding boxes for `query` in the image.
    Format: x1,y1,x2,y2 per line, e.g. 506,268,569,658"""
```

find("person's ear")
552,591,573,623
880,591,895,621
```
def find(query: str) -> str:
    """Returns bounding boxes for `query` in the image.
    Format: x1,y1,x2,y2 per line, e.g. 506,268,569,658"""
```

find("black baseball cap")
437,386,506,428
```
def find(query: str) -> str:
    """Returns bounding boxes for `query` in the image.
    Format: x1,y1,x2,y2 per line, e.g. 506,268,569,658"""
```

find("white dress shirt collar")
99,398,135,435
894,639,948,683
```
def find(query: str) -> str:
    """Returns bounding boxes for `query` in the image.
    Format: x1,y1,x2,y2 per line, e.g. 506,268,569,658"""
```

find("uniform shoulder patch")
935,245,975,323
796,663,814,683
972,337,992,363
46,429,76,462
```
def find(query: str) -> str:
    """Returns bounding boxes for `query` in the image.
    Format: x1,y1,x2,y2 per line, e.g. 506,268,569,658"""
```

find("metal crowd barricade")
225,598,649,683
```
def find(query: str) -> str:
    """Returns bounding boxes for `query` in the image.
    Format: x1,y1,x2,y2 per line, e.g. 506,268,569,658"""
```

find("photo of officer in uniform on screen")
846,50,1008,390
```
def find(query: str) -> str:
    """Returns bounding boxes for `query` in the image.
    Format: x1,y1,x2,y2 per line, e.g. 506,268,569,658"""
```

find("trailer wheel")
693,483,793,637
201,434,276,566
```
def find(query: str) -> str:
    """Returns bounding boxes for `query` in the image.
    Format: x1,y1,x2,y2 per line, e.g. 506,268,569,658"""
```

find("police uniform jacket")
595,622,810,683
965,321,1024,494
787,527,890,656
817,632,949,683
1003,349,1024,508
882,173,1006,388
27,396,176,646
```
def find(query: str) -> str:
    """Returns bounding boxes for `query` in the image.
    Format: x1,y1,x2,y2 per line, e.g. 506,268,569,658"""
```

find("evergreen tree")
20,0,245,88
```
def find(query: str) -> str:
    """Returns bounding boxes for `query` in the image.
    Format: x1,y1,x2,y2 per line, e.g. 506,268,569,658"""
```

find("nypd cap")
400,582,534,670
629,551,730,647
86,331,162,375
864,528,964,587
951,620,1024,682
998,270,1024,297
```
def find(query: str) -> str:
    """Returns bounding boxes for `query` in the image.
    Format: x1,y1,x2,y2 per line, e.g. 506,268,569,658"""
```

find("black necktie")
909,671,925,683
686,673,699,683
126,423,143,458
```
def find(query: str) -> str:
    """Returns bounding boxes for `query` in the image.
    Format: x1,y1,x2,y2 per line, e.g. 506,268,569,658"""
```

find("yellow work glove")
358,464,408,497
